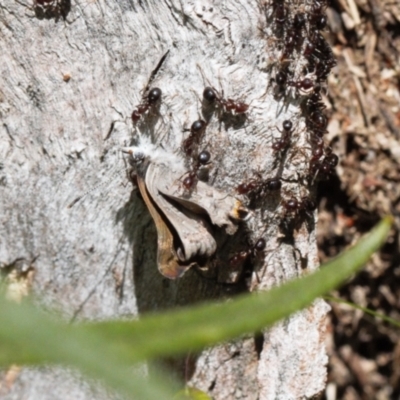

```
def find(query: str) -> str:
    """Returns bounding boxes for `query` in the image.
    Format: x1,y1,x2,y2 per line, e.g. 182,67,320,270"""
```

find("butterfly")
123,142,248,279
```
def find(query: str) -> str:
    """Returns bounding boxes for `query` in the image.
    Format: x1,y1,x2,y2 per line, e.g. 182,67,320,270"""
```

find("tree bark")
0,0,329,399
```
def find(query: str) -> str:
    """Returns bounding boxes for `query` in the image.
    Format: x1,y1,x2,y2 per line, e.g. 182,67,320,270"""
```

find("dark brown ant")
131,87,162,123
272,120,294,153
304,31,336,84
267,0,286,37
271,0,285,25
281,13,307,61
307,50,335,83
303,86,326,112
279,194,317,235
306,32,336,81
181,150,211,191
309,137,325,163
309,148,339,181
293,13,306,30
309,1,328,31
308,109,328,135
282,195,317,219
228,237,266,269
202,87,249,115
275,70,287,86
302,90,328,135
287,77,315,95
131,51,169,124
23,0,71,21
315,61,333,82
182,119,207,157
278,194,318,239
271,65,290,95
237,175,281,198
304,41,315,58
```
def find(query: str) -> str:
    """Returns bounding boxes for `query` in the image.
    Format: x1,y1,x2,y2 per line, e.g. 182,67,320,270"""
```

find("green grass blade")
0,217,392,398
0,298,178,399
88,216,392,361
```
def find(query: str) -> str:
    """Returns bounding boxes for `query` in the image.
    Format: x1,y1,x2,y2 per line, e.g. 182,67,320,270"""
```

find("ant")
287,77,315,96
131,51,169,124
182,119,207,157
315,60,333,82
228,237,266,269
302,94,328,135
309,147,339,181
304,27,336,82
272,120,295,154
309,136,325,163
181,150,211,191
304,49,335,83
309,1,328,31
268,0,286,37
303,86,326,112
131,87,162,123
304,40,316,58
203,86,249,116
237,175,281,197
279,194,317,238
270,64,291,96
281,13,307,61
304,31,336,83
306,31,336,70
293,13,306,30
275,69,287,87
17,0,71,21
307,109,328,135
281,195,317,220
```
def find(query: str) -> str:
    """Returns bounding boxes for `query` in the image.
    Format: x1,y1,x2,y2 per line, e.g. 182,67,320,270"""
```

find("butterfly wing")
136,173,192,279
145,163,217,263
162,180,249,235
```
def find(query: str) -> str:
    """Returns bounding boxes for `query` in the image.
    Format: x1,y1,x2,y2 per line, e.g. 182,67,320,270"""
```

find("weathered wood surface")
0,0,329,398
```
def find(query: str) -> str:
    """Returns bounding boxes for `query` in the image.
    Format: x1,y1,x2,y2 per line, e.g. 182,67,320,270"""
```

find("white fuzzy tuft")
122,137,184,170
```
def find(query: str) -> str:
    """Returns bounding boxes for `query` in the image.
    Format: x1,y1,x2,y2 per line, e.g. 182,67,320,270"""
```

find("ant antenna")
145,50,170,92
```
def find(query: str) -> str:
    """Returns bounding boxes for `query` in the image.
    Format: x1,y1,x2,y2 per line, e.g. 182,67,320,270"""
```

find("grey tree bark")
0,0,330,399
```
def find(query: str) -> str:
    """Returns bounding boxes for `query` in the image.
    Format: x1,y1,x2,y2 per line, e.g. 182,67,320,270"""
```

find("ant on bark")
181,150,211,191
131,87,162,123
182,119,207,158
279,194,318,235
203,86,249,116
131,51,169,124
272,120,295,154
16,0,71,21
309,147,339,182
228,237,266,269
282,196,317,219
236,175,282,198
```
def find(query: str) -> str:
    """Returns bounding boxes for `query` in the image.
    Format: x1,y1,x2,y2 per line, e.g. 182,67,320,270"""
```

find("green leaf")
0,216,392,399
